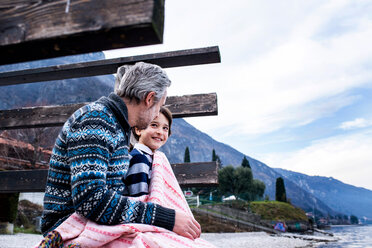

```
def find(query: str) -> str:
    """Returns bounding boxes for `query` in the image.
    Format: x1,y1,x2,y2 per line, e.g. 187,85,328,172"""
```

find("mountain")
274,168,372,219
159,119,337,216
2,53,371,219
0,52,114,110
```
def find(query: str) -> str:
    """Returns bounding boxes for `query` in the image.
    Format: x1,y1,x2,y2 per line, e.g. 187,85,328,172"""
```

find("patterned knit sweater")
41,93,175,235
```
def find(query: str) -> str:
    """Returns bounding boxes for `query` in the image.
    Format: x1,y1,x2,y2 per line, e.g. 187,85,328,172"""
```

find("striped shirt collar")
134,143,154,156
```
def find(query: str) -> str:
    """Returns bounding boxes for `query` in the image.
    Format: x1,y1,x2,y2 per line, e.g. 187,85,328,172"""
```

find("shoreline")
0,231,338,248
202,232,338,248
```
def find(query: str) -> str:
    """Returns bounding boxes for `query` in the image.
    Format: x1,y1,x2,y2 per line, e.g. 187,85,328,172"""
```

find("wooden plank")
0,170,48,193
0,155,48,170
0,0,164,65
0,161,219,193
0,46,221,86
165,93,218,118
172,161,219,188
0,93,218,130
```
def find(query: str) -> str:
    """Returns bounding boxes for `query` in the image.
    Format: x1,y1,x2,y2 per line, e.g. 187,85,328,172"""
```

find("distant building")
222,195,237,201
306,212,314,218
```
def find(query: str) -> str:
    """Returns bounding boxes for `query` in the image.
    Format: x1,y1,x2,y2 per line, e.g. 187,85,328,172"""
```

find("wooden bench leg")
0,193,19,234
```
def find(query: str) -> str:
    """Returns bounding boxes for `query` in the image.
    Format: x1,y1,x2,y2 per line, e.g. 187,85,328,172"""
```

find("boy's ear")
144,91,156,107
134,127,142,137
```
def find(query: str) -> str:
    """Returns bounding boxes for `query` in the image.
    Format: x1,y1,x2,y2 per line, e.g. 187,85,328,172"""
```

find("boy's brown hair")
132,106,172,141
159,106,172,136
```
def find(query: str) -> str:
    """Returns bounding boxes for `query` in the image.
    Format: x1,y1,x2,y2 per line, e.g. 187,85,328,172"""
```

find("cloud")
339,118,372,130
263,129,372,190
104,1,372,136
104,1,372,190
167,0,372,138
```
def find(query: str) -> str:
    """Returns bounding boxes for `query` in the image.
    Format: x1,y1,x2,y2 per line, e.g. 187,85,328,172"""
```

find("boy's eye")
151,123,157,127
163,127,169,131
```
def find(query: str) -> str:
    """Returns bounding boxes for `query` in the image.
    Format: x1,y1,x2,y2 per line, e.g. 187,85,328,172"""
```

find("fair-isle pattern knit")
36,151,216,248
41,93,175,236
124,143,153,197
36,230,81,248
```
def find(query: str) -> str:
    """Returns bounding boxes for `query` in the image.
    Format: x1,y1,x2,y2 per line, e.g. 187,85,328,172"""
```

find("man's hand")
173,210,201,240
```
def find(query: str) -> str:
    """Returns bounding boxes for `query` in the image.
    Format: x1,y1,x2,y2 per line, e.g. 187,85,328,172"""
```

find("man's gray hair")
114,62,171,103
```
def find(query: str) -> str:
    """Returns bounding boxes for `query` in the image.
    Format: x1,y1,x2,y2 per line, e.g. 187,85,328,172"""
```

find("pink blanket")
46,151,215,248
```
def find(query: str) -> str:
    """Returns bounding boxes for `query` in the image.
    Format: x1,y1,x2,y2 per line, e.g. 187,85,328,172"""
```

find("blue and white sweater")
41,93,175,235
124,143,153,196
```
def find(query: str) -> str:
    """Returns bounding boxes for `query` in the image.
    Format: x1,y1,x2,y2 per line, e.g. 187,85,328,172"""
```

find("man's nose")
155,110,160,118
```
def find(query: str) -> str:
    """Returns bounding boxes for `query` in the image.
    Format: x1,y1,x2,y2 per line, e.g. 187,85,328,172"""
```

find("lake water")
318,225,372,248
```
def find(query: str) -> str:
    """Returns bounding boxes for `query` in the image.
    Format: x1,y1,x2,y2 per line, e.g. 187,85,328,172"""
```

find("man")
41,62,200,240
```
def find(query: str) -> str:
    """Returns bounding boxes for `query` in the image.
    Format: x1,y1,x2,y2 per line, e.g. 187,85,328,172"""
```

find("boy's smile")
136,112,170,152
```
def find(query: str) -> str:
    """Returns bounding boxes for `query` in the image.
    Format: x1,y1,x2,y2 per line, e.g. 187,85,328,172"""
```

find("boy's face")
136,112,170,152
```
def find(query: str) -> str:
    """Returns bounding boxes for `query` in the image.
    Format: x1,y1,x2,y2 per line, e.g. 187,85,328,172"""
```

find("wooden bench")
0,0,220,194
0,48,221,193
0,93,220,193
0,92,220,191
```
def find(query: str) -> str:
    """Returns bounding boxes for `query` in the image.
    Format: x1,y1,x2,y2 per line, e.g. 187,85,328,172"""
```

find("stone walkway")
0,231,337,248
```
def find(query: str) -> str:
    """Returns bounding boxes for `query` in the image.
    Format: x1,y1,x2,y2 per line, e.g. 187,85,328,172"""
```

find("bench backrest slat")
0,93,217,130
0,47,220,86
172,162,219,187
0,161,218,193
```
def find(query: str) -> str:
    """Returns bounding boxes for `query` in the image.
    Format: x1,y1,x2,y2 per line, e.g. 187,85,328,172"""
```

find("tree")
219,166,242,197
212,149,217,161
211,149,222,168
184,146,190,163
241,156,251,168
350,215,358,224
218,166,235,195
218,165,266,201
234,166,253,197
218,166,246,196
275,177,287,202
252,179,266,199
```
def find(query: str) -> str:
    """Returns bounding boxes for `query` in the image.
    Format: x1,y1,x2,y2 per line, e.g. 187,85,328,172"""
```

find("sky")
104,0,372,190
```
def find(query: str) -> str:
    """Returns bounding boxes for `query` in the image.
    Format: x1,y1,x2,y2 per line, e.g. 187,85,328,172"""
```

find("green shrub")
250,201,308,221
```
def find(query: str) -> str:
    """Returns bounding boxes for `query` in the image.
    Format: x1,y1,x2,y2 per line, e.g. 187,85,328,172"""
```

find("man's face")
136,90,167,130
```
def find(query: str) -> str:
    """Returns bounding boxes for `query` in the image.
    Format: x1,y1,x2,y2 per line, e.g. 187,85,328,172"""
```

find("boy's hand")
173,210,201,240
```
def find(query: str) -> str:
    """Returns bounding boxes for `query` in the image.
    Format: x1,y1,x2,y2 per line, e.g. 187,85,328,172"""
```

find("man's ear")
144,91,156,107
